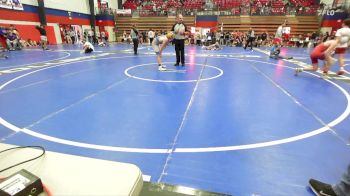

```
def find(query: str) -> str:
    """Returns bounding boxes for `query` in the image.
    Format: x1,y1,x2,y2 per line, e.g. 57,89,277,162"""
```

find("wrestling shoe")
309,179,337,196
295,68,303,76
158,65,167,71
321,72,331,80
337,69,345,75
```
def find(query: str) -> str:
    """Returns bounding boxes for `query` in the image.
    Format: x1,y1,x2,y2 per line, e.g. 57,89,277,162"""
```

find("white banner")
116,9,131,14
0,0,13,9
0,0,24,10
12,0,24,10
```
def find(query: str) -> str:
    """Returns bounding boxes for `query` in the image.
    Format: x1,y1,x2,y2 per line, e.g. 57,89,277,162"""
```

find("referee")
130,24,139,55
171,14,188,66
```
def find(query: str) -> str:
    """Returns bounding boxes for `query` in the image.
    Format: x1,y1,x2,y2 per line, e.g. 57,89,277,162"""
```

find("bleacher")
115,16,195,34
121,0,319,16
116,0,320,39
115,15,319,38
219,15,319,36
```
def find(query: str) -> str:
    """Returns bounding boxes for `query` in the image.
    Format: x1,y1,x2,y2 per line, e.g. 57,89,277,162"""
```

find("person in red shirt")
295,39,338,78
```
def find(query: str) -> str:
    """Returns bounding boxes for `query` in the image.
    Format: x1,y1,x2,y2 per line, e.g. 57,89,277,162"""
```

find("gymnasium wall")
108,0,119,9
321,11,348,31
0,0,116,44
0,22,58,44
20,0,91,14
320,0,334,5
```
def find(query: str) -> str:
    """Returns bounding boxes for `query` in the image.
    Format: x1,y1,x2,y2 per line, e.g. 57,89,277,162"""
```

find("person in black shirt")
171,14,189,66
261,31,267,45
323,32,330,42
35,25,48,50
244,28,255,50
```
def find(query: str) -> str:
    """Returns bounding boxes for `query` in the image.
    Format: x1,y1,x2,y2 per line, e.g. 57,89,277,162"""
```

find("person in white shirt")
152,32,175,71
274,23,285,45
148,29,154,46
333,18,350,75
82,40,94,53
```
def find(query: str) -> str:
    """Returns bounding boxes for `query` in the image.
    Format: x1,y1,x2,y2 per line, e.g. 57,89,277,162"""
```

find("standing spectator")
122,31,127,43
93,29,99,45
105,30,109,44
171,14,188,66
142,31,147,44
100,30,106,44
100,30,109,46
148,29,154,46
219,31,224,45
244,28,255,50
88,29,93,43
70,29,76,44
310,31,317,47
35,25,48,50
65,29,72,44
130,24,139,55
225,32,230,46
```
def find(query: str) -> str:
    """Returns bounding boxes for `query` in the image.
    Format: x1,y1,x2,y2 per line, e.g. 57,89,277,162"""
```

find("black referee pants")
244,37,254,50
174,39,185,65
132,38,139,54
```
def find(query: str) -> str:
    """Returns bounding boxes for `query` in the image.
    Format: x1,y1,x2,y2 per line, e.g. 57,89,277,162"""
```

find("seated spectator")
295,35,303,47
19,39,30,47
30,40,38,46
27,39,33,47
6,31,20,51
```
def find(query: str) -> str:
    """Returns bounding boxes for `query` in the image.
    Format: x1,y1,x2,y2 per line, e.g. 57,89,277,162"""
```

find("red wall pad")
0,9,39,22
0,23,57,44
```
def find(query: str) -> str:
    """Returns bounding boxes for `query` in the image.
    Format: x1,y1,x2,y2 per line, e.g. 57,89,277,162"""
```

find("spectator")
244,28,255,50
148,29,154,46
70,29,76,44
88,29,94,43
6,31,19,51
